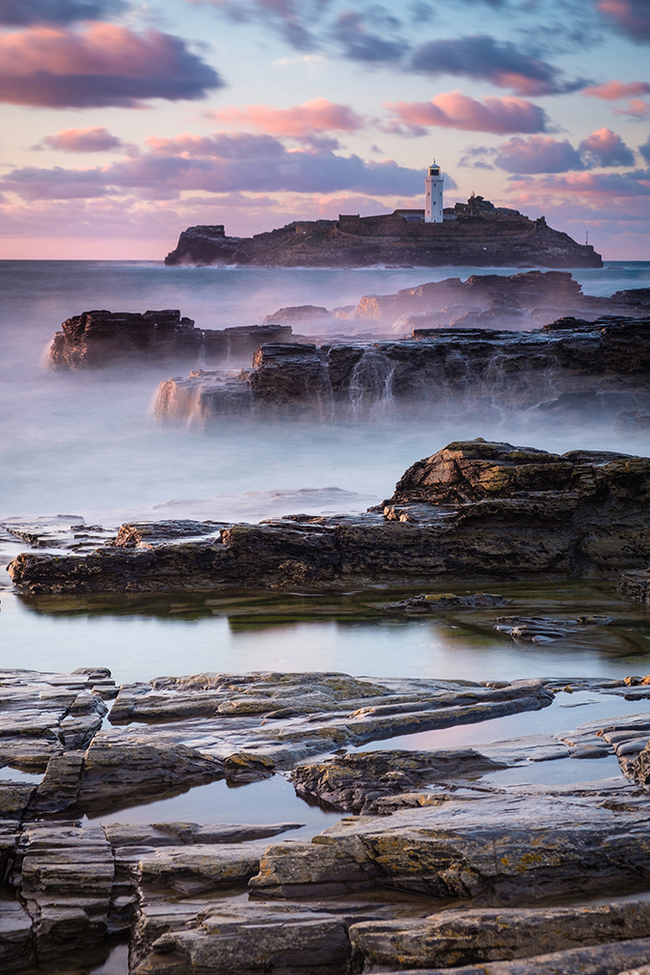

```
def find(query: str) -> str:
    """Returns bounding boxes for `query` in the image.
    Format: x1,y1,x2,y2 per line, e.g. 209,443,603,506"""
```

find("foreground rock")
155,312,650,421
49,310,293,370
8,439,650,594
3,666,650,973
164,204,602,268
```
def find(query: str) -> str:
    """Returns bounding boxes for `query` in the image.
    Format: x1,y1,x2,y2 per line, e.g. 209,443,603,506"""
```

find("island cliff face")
164,202,602,269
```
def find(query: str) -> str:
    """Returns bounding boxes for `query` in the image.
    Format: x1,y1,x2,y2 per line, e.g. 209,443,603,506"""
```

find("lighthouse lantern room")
425,161,444,223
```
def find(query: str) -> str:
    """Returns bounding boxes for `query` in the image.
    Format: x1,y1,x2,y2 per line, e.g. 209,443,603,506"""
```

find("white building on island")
424,161,444,223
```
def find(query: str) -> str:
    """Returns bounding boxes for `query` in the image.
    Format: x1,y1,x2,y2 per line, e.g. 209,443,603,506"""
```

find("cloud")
410,34,587,96
38,127,126,152
583,80,650,99
328,9,404,62
615,98,650,119
578,127,635,167
0,24,224,108
384,91,549,135
206,99,366,145
0,132,425,200
464,129,636,173
186,0,325,50
596,0,650,42
639,137,650,164
509,170,650,199
494,136,584,173
0,0,124,24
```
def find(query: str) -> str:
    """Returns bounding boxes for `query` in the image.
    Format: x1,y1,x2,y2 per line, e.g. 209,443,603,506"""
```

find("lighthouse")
424,161,444,223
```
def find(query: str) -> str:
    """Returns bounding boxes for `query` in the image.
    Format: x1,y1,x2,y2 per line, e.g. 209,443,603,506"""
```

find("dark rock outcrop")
164,224,241,265
49,310,294,370
8,440,650,594
155,312,650,422
164,207,602,269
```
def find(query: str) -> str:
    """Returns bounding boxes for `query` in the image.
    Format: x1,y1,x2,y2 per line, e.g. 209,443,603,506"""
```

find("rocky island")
164,197,602,269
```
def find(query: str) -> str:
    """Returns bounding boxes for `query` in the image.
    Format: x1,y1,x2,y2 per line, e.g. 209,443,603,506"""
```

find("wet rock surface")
2,666,650,973
8,439,650,594
49,310,293,370
155,310,650,422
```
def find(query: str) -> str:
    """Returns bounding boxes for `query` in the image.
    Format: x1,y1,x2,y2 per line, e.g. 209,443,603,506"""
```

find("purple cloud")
0,0,124,23
578,128,635,167
638,136,650,164
410,35,588,96
494,136,584,173
0,132,425,200
464,129,636,174
0,24,224,108
597,0,650,42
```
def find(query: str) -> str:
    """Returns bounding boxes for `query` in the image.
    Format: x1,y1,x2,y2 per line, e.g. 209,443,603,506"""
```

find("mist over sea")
1,258,649,530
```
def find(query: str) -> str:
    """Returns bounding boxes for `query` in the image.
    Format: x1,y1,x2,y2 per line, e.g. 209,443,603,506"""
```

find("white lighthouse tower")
424,160,444,223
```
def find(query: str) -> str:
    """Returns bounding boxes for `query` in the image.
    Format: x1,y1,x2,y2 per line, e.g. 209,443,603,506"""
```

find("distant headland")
165,161,601,269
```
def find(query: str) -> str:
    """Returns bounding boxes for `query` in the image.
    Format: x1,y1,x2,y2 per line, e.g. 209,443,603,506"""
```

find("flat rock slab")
393,936,650,975
350,902,650,969
0,668,115,769
250,787,650,902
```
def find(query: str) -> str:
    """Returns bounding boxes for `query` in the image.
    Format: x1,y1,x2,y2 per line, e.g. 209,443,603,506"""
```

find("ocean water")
1,259,649,678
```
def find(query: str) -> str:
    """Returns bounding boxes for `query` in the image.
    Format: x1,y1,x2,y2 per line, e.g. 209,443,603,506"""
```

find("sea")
1,261,650,975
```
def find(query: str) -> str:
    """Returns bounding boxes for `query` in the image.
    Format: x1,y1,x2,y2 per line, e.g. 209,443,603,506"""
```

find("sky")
0,0,648,259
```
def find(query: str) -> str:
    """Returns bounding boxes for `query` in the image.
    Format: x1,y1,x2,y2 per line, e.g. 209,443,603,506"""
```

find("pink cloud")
597,0,650,41
578,127,635,166
384,91,548,135
615,98,650,118
583,80,650,99
206,99,365,140
39,127,126,152
0,24,223,107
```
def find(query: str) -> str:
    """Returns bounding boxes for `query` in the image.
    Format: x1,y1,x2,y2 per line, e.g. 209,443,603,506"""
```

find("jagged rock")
0,668,115,769
263,305,330,324
163,210,602,268
164,224,241,265
12,822,115,964
48,310,293,370
9,439,650,594
154,313,650,422
618,568,650,606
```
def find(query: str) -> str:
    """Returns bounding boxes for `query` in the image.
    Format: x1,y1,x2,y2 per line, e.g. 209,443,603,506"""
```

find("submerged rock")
8,439,650,594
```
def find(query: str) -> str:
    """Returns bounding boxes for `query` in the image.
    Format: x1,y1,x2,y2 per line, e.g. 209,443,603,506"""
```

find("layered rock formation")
49,310,293,370
155,311,650,422
164,205,602,268
3,665,650,974
7,439,650,594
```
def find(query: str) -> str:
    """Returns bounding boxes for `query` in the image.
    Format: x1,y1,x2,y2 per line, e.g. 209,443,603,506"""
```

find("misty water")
2,260,650,918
